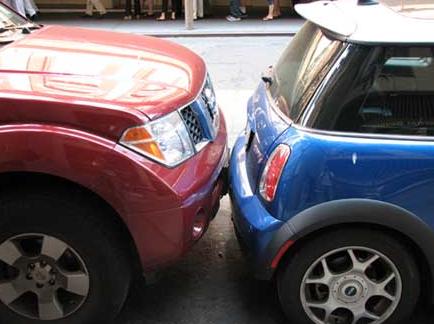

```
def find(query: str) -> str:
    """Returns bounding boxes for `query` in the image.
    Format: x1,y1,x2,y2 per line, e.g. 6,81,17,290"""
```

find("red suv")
0,4,228,324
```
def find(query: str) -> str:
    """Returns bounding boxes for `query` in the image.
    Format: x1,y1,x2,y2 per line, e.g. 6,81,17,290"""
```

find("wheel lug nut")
26,274,32,280
49,279,55,286
40,261,47,267
28,263,35,269
36,283,44,289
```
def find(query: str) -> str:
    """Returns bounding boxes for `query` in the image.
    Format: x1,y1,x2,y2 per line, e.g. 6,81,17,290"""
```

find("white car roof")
295,0,434,45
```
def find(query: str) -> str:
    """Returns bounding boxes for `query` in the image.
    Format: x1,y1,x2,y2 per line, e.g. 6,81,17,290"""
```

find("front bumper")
229,131,292,279
117,111,229,272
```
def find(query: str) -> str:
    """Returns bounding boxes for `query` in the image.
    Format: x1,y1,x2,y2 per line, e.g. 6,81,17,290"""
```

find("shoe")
263,16,274,21
124,15,132,20
171,12,176,20
157,13,166,21
135,14,141,19
240,13,248,18
81,14,93,18
226,15,241,22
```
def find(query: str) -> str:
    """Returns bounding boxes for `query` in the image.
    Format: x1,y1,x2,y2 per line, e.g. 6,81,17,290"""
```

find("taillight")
259,144,291,202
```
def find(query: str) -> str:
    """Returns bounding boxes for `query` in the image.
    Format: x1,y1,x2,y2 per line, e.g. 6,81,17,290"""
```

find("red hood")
0,26,206,120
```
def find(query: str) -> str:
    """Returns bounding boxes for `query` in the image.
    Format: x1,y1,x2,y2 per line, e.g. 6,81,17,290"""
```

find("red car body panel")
0,25,206,121
0,25,228,271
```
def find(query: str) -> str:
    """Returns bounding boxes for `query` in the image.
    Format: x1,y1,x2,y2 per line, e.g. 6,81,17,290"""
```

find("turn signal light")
259,144,291,202
121,127,164,160
120,111,195,167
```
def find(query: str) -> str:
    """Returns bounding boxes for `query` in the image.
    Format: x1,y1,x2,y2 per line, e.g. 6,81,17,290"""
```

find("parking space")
119,196,434,324
117,36,434,324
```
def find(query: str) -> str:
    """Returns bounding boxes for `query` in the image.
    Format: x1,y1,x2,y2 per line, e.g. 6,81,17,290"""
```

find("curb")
140,31,297,37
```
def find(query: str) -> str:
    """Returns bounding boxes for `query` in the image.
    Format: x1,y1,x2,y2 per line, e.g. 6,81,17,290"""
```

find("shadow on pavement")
117,197,434,324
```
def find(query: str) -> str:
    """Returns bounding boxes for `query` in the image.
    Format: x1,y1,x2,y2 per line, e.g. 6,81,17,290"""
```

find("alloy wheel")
0,233,90,320
300,246,402,324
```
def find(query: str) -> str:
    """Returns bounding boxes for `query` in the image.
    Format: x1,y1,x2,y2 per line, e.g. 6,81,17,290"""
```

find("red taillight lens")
259,144,291,202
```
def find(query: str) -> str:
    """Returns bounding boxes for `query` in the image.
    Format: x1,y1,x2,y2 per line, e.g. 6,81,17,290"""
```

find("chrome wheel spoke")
306,258,335,286
63,271,89,296
0,241,23,266
371,273,397,301
40,235,67,261
0,281,26,305
351,307,380,324
38,293,64,320
305,277,329,285
306,298,339,322
347,249,379,273
321,258,334,283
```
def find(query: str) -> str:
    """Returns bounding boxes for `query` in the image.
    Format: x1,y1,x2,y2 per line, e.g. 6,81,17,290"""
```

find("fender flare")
0,124,179,270
259,199,434,301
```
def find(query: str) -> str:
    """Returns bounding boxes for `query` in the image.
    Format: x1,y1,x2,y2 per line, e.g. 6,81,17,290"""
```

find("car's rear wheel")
277,228,420,324
0,188,132,324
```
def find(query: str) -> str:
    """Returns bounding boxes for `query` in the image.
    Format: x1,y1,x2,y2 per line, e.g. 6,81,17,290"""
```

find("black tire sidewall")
0,191,131,324
277,228,421,324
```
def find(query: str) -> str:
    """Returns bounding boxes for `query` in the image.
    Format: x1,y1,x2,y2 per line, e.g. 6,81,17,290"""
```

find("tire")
0,186,132,324
277,228,420,324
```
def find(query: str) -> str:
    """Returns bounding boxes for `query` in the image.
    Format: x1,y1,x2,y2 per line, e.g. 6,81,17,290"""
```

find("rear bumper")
229,131,291,279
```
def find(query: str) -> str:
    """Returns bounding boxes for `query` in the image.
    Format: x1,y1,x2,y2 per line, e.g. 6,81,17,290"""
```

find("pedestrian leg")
193,0,197,20
228,0,242,18
90,0,106,15
146,0,153,16
10,0,26,16
125,0,132,19
85,0,93,16
23,0,36,17
197,0,203,18
134,0,141,17
157,0,168,20
173,0,181,19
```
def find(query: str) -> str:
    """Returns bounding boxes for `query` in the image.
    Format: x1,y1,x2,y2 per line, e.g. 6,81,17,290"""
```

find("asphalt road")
118,37,434,324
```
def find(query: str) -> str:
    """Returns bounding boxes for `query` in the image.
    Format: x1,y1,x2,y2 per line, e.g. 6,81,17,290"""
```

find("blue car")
230,1,434,324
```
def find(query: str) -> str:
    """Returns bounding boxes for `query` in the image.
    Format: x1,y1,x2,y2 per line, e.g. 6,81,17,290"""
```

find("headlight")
120,111,194,167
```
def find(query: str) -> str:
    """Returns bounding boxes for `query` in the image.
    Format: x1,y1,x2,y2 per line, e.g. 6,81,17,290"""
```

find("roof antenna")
358,0,378,5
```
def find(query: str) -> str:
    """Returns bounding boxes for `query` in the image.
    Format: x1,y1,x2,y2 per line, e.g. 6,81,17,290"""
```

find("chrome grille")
180,106,204,145
179,74,219,150
201,76,219,131
202,93,218,122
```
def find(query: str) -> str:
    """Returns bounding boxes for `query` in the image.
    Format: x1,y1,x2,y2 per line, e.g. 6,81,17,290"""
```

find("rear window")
269,22,344,122
313,46,434,137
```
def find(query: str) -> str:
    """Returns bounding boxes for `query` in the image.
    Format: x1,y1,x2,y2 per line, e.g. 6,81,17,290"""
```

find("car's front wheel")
0,187,132,324
277,228,420,324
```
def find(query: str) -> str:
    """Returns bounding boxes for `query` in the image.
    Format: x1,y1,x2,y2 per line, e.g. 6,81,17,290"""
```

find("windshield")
269,22,344,122
0,3,28,28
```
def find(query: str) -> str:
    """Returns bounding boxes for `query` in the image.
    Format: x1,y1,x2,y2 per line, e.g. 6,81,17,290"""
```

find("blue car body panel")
272,127,434,228
229,82,434,288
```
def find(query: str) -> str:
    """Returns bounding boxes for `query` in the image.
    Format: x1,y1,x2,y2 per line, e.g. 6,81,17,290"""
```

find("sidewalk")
382,0,434,19
37,13,305,37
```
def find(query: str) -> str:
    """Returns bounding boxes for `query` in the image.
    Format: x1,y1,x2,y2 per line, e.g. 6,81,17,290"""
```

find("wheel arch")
0,171,143,277
263,199,434,303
